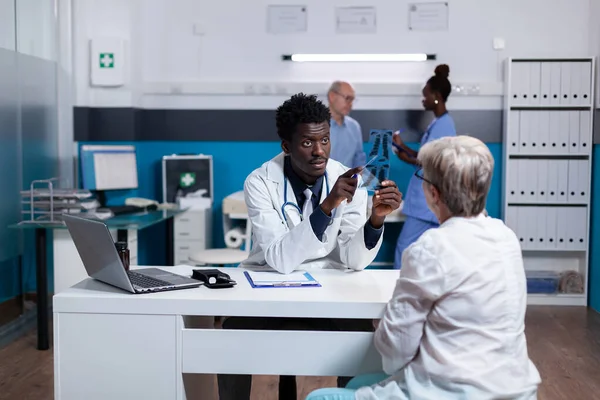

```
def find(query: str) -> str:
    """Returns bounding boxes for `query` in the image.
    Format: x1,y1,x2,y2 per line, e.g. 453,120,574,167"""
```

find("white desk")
53,266,398,400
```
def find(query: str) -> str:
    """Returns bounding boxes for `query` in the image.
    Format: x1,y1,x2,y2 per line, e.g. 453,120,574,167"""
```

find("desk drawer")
181,328,381,376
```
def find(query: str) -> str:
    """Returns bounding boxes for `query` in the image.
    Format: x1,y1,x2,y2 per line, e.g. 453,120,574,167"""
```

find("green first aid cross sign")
99,53,115,68
180,172,196,188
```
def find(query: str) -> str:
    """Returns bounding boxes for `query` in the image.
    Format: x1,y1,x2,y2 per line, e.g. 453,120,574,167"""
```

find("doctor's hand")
392,131,405,147
370,180,402,228
320,166,362,216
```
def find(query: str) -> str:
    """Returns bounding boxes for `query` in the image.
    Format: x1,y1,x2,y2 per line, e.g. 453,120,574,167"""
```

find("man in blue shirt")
328,81,367,168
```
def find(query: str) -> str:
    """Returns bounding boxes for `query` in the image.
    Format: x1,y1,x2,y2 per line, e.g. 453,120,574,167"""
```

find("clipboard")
244,271,321,288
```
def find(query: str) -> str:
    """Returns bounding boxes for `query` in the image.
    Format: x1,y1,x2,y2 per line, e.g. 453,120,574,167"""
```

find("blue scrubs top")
329,116,367,168
402,113,457,224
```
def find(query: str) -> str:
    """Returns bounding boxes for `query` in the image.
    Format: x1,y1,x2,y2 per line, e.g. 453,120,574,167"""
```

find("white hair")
417,135,494,217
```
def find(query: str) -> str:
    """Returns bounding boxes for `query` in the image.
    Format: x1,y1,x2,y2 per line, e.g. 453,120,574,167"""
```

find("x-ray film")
359,129,393,191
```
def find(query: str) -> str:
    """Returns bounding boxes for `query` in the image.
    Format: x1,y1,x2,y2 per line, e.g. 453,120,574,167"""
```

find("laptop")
62,214,201,294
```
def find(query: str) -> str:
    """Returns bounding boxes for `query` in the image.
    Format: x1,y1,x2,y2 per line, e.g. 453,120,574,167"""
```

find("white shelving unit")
502,57,595,306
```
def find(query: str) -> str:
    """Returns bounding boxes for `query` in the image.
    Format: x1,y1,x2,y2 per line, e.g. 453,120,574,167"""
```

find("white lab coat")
355,214,541,400
240,152,383,274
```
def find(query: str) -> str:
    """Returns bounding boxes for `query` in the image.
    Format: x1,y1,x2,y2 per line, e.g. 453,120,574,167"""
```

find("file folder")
540,62,552,106
556,160,569,202
529,62,541,105
556,208,569,249
558,112,569,151
577,160,590,203
579,110,591,151
507,160,518,203
560,62,572,105
528,111,539,153
546,161,559,203
567,160,579,203
579,61,592,106
538,111,550,154
546,207,557,248
509,110,520,154
244,270,321,288
537,160,548,203
550,62,561,106
570,207,587,250
568,111,580,154
536,207,547,249
519,111,530,152
516,159,527,203
548,112,560,154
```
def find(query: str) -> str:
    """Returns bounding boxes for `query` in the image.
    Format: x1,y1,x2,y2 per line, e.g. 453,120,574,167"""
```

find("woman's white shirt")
355,214,541,400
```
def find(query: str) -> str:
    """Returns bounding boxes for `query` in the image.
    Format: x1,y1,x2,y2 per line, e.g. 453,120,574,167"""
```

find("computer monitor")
80,145,139,205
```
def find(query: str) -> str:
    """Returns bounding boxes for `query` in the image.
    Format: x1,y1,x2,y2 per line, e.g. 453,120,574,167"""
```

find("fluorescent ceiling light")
282,53,436,62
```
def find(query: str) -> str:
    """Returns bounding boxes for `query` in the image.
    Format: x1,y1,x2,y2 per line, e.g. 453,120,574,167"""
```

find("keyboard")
127,271,172,288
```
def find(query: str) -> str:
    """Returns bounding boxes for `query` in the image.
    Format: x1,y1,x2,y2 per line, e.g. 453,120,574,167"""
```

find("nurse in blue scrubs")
392,64,456,269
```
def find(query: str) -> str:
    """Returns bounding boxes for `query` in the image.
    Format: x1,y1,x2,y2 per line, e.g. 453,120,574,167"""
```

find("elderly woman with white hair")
306,136,541,400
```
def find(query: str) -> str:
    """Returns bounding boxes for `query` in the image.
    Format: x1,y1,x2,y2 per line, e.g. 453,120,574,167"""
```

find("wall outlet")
493,37,505,50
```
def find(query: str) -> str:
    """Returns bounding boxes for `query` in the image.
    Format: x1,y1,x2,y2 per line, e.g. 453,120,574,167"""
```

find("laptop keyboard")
127,270,172,288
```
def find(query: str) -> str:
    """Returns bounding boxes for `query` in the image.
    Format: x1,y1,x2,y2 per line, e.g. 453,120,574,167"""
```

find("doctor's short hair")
275,93,331,141
418,135,494,217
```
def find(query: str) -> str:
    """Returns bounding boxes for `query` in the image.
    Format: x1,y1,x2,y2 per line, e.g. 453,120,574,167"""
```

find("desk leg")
35,228,49,351
166,218,174,266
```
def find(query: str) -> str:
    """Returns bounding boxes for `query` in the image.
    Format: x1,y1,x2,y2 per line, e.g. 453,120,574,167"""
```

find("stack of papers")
244,270,321,288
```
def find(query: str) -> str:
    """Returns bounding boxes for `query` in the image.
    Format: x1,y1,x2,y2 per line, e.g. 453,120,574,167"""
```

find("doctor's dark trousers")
217,316,373,400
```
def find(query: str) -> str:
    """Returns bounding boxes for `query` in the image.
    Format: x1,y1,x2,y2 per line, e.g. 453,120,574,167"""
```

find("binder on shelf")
567,160,579,203
579,110,591,151
528,111,539,153
244,270,321,288
507,160,518,203
568,111,580,154
516,159,527,203
546,207,558,247
577,160,589,203
579,62,592,106
571,208,587,250
529,62,541,105
560,62,572,105
537,160,548,203
511,62,527,106
556,160,569,202
549,62,561,106
558,111,569,151
555,207,569,250
508,110,520,154
535,207,547,249
546,161,559,203
548,112,560,154
538,111,550,153
526,159,538,202
540,62,552,105
519,111,529,151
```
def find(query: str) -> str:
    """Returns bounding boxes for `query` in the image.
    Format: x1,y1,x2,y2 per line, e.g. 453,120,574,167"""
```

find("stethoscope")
281,172,332,224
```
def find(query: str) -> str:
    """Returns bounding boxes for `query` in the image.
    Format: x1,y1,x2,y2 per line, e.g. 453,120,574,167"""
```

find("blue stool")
305,373,389,399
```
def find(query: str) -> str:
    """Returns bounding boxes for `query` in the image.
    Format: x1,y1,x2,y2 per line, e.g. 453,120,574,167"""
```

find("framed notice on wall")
408,2,449,31
267,5,307,34
335,7,377,34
